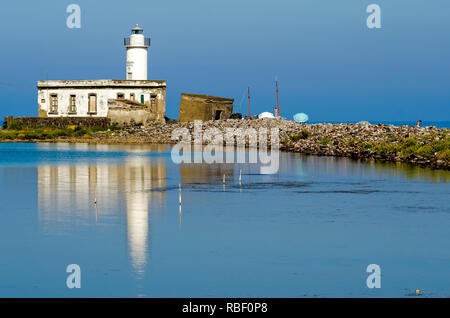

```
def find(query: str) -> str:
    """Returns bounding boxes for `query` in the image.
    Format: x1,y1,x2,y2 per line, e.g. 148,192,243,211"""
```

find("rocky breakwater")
97,119,449,170
280,122,449,170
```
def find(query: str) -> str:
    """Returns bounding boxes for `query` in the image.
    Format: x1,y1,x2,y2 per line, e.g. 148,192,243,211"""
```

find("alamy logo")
366,4,381,29
171,120,280,174
66,264,81,289
66,4,81,29
366,264,381,289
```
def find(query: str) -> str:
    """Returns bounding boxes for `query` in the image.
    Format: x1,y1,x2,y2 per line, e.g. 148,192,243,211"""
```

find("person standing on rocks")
417,120,422,127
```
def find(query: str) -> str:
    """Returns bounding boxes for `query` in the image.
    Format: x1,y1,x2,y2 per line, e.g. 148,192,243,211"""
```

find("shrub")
73,128,88,137
438,149,450,161
290,129,311,142
0,131,17,140
90,126,107,133
387,136,401,143
361,142,374,151
319,138,333,145
402,137,418,148
7,120,25,130
429,139,450,153
345,138,359,147
107,125,121,131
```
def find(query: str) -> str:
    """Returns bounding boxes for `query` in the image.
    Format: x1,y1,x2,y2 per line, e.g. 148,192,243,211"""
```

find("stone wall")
3,116,111,128
178,93,234,123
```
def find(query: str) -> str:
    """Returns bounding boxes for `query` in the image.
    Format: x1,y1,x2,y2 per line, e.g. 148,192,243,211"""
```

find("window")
41,99,45,103
117,93,125,99
140,95,145,104
69,95,76,114
50,94,58,114
88,94,97,114
130,93,135,101
127,72,133,80
150,95,157,112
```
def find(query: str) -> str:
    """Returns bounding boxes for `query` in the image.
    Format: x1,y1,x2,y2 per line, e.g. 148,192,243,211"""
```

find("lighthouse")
124,24,151,80
37,25,166,124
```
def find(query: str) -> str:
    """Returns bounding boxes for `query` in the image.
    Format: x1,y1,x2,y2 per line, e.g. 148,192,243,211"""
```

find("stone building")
37,25,166,125
178,93,234,123
37,80,166,124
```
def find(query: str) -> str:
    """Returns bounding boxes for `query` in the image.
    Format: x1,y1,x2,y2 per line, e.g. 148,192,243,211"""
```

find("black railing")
124,37,151,47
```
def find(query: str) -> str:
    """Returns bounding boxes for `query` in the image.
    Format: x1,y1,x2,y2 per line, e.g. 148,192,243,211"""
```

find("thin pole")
248,86,251,117
94,188,98,224
179,183,182,205
276,80,280,118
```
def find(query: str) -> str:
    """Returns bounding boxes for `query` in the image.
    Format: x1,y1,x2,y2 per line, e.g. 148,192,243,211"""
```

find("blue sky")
0,0,449,121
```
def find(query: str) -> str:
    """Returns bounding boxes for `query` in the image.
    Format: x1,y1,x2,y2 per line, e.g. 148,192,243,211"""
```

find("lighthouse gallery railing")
124,38,151,47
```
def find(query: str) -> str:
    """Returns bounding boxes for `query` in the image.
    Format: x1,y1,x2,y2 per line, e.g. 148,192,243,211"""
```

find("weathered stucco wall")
178,93,234,123
107,99,165,126
3,116,111,128
37,80,166,119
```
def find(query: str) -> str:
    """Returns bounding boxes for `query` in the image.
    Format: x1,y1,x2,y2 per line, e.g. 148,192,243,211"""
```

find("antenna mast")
276,80,280,118
248,86,251,117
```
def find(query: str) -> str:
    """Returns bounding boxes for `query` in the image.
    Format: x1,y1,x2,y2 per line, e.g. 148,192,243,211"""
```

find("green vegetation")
371,135,450,161
0,122,121,141
438,149,450,161
345,138,360,147
419,133,439,140
319,137,333,145
361,142,374,151
289,129,311,142
7,120,25,130
386,136,402,143
374,142,401,156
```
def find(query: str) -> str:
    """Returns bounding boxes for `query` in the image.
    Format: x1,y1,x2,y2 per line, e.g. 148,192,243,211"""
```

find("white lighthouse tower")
124,24,151,80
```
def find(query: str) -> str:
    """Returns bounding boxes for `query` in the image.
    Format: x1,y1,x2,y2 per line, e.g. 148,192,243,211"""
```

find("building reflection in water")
37,155,167,279
180,163,234,184
288,153,450,183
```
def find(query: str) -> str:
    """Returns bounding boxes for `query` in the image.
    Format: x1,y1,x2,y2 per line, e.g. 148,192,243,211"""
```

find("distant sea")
0,119,449,129
310,120,450,128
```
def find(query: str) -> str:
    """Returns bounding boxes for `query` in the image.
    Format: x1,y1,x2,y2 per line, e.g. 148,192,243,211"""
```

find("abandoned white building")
37,25,166,125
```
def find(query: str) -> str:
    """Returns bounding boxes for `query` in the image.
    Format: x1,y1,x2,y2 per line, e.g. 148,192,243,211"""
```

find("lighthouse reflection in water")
38,147,167,282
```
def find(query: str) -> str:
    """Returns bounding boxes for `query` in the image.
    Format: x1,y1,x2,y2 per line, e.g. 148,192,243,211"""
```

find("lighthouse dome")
131,24,144,34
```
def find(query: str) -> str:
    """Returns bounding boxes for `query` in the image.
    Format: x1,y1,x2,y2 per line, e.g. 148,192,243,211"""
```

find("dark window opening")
117,93,125,99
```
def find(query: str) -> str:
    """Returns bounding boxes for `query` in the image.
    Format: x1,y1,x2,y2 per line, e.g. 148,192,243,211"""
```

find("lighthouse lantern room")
124,24,151,80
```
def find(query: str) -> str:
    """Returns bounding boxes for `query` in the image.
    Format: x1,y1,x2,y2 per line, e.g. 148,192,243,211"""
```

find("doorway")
214,110,222,120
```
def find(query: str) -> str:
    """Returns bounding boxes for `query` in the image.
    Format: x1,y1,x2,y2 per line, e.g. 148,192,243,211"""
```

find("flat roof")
181,93,234,102
37,79,166,89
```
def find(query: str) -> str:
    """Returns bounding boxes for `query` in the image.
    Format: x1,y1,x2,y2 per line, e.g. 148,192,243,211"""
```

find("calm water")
0,142,449,298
